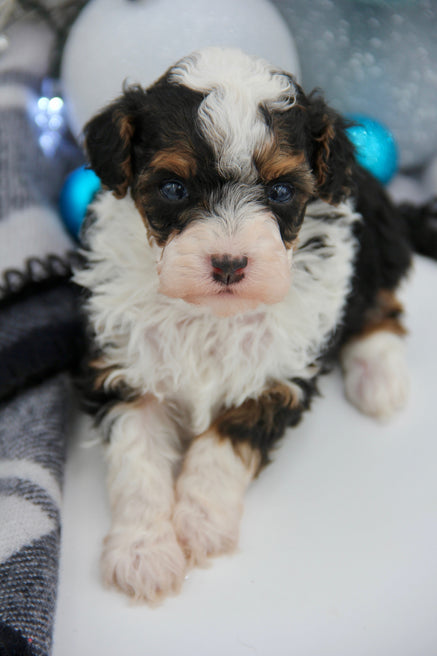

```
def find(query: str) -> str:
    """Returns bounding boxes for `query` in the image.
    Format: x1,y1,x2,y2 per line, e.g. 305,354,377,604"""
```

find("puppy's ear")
84,86,148,198
307,93,356,205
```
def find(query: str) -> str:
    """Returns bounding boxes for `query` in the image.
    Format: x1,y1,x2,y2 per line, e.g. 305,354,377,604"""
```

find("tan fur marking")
150,147,197,178
133,197,178,248
189,427,261,476
213,381,301,471
255,141,315,195
132,199,159,246
256,143,305,180
356,290,407,340
116,112,135,144
111,112,135,198
315,119,335,188
89,357,124,391
217,382,300,431
283,235,299,251
229,440,261,475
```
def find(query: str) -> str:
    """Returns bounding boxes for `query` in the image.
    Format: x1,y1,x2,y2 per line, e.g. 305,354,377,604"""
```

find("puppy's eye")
159,180,188,201
268,182,294,204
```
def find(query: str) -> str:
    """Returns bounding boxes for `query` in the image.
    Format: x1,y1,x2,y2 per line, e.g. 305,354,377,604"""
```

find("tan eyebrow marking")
108,111,136,198
255,145,305,180
150,146,197,178
254,141,315,195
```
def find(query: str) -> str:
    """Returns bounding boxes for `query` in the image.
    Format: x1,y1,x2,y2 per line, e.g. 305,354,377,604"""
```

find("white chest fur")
76,193,360,434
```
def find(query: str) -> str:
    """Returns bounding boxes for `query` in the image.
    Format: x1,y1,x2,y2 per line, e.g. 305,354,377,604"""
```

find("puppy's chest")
124,307,295,424
116,276,340,436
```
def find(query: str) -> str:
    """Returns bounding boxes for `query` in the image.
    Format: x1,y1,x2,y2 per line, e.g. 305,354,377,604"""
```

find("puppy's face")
85,48,355,316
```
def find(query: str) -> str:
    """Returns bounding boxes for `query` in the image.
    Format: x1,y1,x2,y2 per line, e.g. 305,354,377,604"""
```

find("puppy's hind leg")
341,290,409,420
101,396,187,604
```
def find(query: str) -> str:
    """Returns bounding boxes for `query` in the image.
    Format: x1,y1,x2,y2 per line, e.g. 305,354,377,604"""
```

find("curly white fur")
341,331,410,420
170,48,296,178
101,396,186,603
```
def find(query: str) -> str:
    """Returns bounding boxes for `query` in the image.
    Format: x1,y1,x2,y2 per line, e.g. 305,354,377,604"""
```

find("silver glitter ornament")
273,0,437,168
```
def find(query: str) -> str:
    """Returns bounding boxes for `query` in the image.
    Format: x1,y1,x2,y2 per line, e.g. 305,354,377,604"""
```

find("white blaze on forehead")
169,47,297,177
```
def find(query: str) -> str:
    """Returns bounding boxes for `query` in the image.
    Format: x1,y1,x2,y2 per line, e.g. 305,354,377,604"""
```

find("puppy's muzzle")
156,210,292,316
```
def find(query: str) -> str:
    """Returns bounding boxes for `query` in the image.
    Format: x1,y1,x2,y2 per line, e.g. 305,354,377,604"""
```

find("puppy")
75,47,436,604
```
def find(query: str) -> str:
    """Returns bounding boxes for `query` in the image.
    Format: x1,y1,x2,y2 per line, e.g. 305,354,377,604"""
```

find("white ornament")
61,0,300,136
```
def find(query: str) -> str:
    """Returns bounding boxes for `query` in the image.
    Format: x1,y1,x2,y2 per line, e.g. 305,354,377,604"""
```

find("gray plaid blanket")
0,17,83,656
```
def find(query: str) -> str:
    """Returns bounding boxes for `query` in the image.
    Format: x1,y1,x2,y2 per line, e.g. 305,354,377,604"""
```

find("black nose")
211,255,248,286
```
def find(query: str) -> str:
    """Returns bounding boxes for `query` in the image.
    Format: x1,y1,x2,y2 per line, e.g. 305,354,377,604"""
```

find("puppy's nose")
211,255,248,285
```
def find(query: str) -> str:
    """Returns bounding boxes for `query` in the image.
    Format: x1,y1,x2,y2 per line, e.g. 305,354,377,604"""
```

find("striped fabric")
0,377,70,656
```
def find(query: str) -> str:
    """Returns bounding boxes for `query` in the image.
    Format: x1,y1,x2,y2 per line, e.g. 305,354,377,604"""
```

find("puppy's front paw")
341,332,409,420
101,521,187,604
173,493,242,567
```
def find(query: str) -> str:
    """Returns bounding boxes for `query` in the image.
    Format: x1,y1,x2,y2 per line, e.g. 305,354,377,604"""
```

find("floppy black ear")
306,93,357,205
84,86,148,198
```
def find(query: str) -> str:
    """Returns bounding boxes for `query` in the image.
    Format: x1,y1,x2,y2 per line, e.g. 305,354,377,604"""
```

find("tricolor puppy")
75,47,436,604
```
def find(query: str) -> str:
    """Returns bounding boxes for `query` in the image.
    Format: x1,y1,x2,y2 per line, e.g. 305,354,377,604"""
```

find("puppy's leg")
173,381,308,567
341,290,409,420
101,396,186,604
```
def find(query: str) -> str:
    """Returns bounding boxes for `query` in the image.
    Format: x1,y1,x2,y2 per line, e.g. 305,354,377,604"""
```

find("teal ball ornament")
59,165,101,238
346,115,398,185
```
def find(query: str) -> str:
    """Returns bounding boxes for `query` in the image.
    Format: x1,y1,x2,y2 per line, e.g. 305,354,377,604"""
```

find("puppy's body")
75,48,433,603
78,192,359,435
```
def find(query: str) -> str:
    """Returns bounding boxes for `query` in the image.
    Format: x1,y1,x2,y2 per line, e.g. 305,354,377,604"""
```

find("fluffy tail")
398,198,437,260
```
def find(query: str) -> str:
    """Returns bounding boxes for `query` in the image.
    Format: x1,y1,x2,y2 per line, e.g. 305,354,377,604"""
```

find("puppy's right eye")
268,182,295,204
159,180,188,201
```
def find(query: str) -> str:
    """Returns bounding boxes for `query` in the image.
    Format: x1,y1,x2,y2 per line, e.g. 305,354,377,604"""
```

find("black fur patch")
73,257,140,430
299,235,332,258
339,166,412,343
215,377,317,472
399,197,437,260
74,348,140,431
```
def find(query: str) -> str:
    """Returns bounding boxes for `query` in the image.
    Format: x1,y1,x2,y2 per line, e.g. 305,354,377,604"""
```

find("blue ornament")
59,165,101,238
346,114,398,184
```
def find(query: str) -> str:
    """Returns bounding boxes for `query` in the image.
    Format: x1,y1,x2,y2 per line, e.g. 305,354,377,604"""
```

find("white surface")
53,254,437,656
61,0,300,136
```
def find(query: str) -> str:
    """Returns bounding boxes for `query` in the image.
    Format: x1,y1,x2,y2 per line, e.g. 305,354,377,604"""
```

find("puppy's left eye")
159,180,188,201
268,182,295,204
